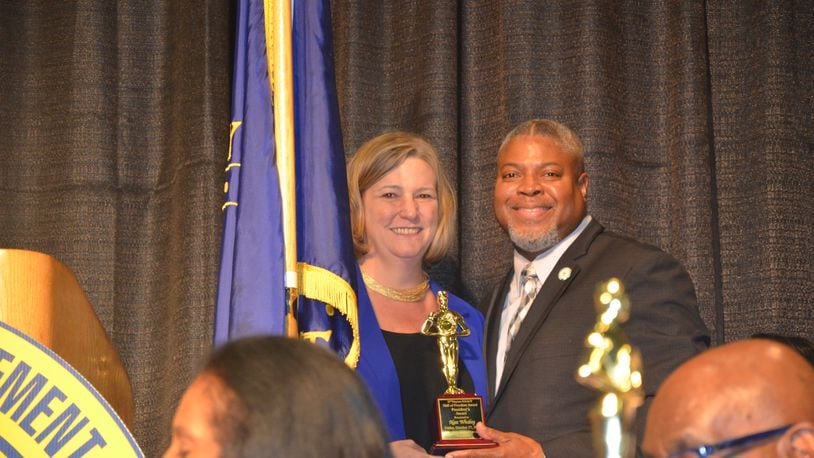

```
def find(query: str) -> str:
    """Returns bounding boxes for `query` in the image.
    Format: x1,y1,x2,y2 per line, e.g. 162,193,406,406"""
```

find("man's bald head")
642,339,814,457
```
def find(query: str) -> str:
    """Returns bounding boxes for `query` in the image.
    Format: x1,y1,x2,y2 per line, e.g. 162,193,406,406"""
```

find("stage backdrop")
1,1,811,455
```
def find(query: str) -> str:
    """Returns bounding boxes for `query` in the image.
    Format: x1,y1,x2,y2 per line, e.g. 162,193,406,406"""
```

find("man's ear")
578,172,589,198
778,422,814,457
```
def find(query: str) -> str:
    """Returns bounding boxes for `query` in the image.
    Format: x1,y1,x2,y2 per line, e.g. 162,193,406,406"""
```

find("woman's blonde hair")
347,131,456,263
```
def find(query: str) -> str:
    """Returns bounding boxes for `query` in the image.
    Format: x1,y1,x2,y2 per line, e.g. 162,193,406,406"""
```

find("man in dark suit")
448,119,710,457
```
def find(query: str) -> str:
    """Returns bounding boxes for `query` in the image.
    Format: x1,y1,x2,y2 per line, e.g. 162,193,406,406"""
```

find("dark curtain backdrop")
1,1,811,456
0,2,233,456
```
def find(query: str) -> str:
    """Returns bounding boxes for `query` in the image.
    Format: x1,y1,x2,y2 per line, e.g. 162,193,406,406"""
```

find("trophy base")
430,393,497,454
430,438,498,455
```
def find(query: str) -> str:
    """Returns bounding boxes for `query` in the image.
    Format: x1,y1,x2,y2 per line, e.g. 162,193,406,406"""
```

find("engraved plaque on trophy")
421,291,497,453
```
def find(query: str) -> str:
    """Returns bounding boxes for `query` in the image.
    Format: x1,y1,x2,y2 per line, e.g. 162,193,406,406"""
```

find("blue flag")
215,0,359,366
292,0,359,365
215,0,286,341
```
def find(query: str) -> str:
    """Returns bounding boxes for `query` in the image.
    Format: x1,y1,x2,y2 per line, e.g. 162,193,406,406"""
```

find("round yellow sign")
0,321,143,457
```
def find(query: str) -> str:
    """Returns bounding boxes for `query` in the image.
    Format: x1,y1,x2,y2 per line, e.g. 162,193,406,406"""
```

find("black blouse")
382,330,475,452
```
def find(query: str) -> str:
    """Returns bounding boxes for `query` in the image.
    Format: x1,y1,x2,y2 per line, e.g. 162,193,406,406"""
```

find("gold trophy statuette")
421,291,496,453
576,278,645,458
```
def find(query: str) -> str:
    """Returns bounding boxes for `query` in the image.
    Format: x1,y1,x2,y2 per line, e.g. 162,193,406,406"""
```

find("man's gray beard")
508,224,561,254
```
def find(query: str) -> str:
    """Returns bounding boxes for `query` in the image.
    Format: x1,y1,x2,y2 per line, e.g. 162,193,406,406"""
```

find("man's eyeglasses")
667,424,792,457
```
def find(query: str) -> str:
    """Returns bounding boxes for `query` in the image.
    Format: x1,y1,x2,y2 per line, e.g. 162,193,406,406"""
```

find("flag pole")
266,0,298,338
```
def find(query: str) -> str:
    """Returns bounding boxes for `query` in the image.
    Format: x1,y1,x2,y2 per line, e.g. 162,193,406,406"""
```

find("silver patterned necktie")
505,263,539,359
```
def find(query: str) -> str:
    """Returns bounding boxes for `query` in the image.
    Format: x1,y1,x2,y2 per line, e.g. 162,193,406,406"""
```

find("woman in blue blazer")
347,132,487,455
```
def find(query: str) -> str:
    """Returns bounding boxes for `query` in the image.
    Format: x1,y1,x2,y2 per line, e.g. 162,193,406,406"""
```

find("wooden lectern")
0,249,134,428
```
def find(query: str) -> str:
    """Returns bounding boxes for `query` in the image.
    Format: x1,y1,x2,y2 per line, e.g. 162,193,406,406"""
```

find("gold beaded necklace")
361,271,430,302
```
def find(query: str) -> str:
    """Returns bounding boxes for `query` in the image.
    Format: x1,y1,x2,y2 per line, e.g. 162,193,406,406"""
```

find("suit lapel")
494,263,580,402
483,270,511,406
491,220,605,406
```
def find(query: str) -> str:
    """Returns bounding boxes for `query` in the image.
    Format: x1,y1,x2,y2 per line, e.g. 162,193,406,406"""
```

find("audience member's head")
164,336,391,458
752,332,814,366
642,339,814,457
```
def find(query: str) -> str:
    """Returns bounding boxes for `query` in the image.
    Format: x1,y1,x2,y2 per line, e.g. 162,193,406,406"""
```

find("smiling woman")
361,156,440,265
346,132,488,455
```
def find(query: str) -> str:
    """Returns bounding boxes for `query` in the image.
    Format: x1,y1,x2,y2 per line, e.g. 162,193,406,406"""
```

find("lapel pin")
558,267,572,281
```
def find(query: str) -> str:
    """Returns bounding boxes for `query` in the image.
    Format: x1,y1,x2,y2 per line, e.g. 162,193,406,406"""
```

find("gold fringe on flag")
298,262,360,368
